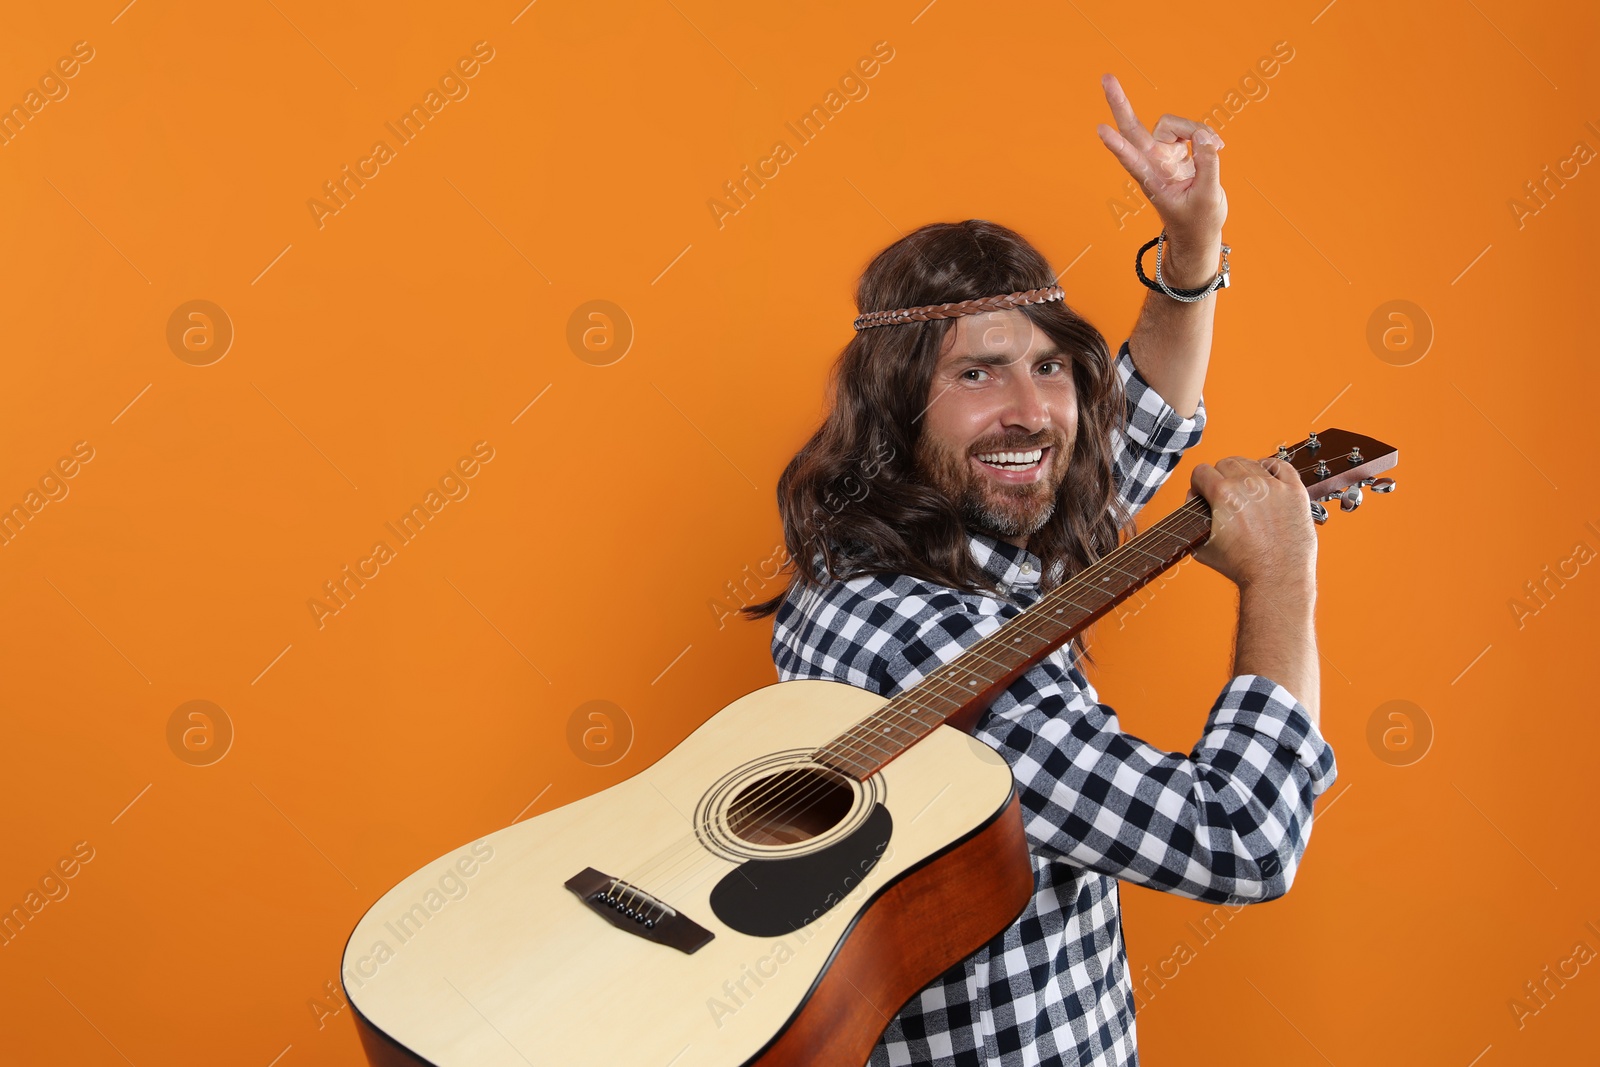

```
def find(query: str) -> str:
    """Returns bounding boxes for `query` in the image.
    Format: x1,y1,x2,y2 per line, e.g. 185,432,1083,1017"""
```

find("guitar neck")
816,499,1214,780
814,425,1401,781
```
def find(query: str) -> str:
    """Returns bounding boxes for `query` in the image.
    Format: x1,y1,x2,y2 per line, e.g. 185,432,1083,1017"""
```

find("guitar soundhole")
727,767,854,846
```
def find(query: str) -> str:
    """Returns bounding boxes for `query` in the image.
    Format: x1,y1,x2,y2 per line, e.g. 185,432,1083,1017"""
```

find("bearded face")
913,310,1077,548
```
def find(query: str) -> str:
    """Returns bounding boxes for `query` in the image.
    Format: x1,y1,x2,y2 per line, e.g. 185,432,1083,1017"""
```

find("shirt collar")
966,529,1044,590
807,528,1054,592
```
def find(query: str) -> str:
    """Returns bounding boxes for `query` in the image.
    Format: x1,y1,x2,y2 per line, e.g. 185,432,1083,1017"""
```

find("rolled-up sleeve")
879,603,1338,905
1111,338,1207,520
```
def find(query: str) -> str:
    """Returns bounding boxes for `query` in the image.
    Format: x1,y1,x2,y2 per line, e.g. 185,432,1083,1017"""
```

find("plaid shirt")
769,340,1338,1066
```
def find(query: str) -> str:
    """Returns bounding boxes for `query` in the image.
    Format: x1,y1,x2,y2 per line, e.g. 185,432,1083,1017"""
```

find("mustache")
970,437,1057,453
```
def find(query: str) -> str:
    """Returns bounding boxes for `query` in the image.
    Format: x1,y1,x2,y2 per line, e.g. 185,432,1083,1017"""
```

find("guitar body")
342,678,1035,1067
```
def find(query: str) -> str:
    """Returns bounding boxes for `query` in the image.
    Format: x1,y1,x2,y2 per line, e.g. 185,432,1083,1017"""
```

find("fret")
948,641,1015,673
903,678,968,708
1121,541,1174,566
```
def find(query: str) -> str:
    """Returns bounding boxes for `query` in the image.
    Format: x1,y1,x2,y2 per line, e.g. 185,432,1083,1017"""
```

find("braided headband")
852,284,1064,331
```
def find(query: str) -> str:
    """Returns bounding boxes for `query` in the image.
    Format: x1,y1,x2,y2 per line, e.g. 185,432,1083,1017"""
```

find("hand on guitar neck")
1189,455,1320,727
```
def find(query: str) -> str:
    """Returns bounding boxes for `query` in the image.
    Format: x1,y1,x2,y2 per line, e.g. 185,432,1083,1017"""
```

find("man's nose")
1001,369,1052,433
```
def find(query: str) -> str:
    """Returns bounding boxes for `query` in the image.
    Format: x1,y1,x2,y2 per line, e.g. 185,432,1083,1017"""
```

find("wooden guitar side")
740,788,1031,1065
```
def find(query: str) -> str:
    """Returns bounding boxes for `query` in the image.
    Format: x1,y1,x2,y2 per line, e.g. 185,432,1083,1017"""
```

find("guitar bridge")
564,867,714,954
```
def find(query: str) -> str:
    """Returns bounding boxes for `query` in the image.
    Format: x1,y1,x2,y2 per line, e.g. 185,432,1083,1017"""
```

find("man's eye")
962,368,989,381
1039,361,1062,374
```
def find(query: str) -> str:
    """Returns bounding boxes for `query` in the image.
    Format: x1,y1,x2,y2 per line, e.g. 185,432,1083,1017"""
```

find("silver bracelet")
1152,232,1230,302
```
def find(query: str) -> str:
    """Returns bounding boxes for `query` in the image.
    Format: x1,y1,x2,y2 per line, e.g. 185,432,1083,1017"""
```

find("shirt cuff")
1196,674,1338,802
1116,338,1206,454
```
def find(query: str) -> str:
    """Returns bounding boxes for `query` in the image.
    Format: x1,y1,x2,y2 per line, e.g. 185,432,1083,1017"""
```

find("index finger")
1100,73,1155,153
1189,461,1221,500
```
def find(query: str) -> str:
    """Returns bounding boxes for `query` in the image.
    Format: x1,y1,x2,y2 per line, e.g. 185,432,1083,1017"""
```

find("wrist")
1158,233,1225,289
1239,570,1316,608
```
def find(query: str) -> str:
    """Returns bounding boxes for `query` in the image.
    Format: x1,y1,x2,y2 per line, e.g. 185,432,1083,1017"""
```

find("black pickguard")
708,803,893,936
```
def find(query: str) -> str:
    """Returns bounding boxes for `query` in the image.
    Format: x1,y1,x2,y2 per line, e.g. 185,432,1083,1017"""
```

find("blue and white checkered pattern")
770,341,1338,1066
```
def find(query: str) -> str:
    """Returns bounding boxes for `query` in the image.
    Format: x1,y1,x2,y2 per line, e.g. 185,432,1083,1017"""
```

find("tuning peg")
1338,485,1363,511
1310,501,1329,525
1363,477,1396,494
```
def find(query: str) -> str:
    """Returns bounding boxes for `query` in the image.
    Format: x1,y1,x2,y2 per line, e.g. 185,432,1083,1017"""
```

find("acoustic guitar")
341,428,1397,1066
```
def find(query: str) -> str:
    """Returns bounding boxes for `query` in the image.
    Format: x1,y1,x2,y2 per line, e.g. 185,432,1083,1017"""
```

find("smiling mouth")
973,446,1049,473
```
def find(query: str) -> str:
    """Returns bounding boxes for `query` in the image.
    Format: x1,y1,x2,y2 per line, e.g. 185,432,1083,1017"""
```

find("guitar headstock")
1271,427,1399,524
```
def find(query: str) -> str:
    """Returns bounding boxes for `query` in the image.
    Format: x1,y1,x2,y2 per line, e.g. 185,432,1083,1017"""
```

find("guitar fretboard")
815,500,1214,780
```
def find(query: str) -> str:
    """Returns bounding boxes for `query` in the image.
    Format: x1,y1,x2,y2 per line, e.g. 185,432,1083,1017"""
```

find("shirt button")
1021,563,1032,574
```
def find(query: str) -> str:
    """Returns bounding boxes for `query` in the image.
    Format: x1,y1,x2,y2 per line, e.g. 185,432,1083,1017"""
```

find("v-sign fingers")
1100,73,1155,153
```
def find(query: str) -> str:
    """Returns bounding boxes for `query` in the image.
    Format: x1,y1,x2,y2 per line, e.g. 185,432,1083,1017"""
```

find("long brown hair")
742,219,1131,638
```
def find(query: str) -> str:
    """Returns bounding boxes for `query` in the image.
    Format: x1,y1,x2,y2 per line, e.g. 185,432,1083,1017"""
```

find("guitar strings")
615,448,1333,912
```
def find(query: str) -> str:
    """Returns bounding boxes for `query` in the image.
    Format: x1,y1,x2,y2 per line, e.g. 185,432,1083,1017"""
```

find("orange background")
2,1,1596,1064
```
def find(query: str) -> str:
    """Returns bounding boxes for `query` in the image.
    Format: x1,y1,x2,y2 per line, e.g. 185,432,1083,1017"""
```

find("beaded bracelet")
1135,231,1230,302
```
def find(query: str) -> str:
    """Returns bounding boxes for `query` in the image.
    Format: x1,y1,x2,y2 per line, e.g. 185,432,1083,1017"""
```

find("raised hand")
1095,73,1227,243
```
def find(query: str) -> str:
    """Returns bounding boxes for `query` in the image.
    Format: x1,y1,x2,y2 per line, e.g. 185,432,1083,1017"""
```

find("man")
741,75,1336,1065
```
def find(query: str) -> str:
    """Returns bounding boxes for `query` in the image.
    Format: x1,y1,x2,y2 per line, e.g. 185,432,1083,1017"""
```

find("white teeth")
975,448,1043,465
